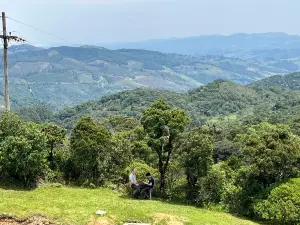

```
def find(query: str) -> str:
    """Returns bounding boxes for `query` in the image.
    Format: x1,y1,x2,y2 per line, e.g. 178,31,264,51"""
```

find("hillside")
51,79,300,129
250,72,300,90
0,44,295,109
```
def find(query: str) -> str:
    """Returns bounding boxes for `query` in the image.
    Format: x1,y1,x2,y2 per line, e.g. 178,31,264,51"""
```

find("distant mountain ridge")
103,32,300,57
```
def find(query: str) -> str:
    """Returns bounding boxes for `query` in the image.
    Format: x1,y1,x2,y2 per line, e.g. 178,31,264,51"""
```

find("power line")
6,16,80,46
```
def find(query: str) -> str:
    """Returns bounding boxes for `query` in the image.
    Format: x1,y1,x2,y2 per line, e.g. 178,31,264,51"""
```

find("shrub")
253,178,300,225
0,113,48,187
165,178,187,202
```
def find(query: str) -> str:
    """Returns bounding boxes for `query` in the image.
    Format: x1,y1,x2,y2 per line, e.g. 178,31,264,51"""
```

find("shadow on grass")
0,180,38,191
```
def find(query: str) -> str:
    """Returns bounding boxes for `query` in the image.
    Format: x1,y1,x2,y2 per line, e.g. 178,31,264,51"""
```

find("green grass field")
0,186,259,225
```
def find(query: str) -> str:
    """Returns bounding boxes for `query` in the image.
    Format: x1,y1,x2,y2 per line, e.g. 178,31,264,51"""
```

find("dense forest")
1,72,300,224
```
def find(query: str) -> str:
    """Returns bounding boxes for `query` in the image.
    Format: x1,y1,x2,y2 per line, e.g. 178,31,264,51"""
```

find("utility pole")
0,12,25,111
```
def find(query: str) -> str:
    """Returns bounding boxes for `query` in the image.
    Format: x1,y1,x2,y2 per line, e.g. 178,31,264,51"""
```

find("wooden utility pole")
0,12,25,111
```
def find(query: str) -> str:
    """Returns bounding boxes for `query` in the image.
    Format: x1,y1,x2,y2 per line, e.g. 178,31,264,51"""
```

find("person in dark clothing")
141,172,155,199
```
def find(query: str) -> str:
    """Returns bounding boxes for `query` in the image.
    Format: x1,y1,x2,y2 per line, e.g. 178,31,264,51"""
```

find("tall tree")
141,99,189,194
42,123,66,170
70,117,112,185
179,128,213,200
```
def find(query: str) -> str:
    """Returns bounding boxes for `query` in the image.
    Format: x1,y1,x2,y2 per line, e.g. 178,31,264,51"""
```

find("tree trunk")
48,142,55,170
159,169,166,195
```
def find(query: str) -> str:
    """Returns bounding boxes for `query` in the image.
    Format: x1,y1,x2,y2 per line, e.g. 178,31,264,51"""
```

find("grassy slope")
0,187,258,225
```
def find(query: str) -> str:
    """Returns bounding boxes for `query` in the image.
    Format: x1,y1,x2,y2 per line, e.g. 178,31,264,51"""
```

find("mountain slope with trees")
250,72,300,90
44,78,300,130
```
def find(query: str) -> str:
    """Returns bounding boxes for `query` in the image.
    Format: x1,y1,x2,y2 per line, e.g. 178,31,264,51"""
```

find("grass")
0,186,259,225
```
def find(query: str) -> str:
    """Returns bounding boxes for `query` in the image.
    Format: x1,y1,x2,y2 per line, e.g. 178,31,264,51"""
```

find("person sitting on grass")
129,169,140,198
141,172,155,199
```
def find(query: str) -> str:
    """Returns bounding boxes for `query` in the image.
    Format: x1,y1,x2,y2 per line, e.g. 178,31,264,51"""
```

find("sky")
0,0,299,46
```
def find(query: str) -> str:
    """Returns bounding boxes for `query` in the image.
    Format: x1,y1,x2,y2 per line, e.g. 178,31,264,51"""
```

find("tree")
70,117,112,185
225,122,300,215
141,99,189,194
236,123,300,188
42,123,66,170
0,113,48,186
17,104,54,124
254,178,300,224
179,128,213,200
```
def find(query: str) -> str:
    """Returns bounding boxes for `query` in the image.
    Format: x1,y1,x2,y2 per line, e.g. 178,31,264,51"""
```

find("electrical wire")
6,16,80,47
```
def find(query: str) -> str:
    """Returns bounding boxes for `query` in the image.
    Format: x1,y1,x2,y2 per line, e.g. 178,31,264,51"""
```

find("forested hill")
38,79,300,130
0,44,297,109
250,72,300,90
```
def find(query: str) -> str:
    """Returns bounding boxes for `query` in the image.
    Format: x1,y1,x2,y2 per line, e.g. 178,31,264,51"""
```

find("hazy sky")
0,0,299,46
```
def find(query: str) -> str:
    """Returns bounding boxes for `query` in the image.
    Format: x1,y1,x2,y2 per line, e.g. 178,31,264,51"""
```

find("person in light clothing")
129,169,140,198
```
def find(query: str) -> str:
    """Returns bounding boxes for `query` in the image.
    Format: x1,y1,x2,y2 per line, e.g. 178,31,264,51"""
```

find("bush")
253,178,300,225
0,113,48,187
165,178,187,202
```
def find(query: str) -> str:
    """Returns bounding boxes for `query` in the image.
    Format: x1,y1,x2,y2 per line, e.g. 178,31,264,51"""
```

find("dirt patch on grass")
87,216,115,225
0,215,55,225
154,213,188,225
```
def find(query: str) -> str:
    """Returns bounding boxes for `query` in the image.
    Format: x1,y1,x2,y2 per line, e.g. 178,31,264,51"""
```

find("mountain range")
103,32,300,57
1,34,300,110
0,33,300,110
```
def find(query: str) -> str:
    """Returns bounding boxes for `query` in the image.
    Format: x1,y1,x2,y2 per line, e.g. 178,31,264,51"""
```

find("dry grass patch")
154,213,188,225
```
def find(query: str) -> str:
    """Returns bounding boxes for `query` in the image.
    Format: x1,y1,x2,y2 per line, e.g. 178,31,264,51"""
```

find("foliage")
224,123,300,215
253,178,300,225
69,117,112,185
0,113,48,186
42,123,66,170
178,128,213,200
55,79,300,131
196,162,227,206
236,123,300,187
141,99,189,193
17,104,54,124
109,131,135,182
